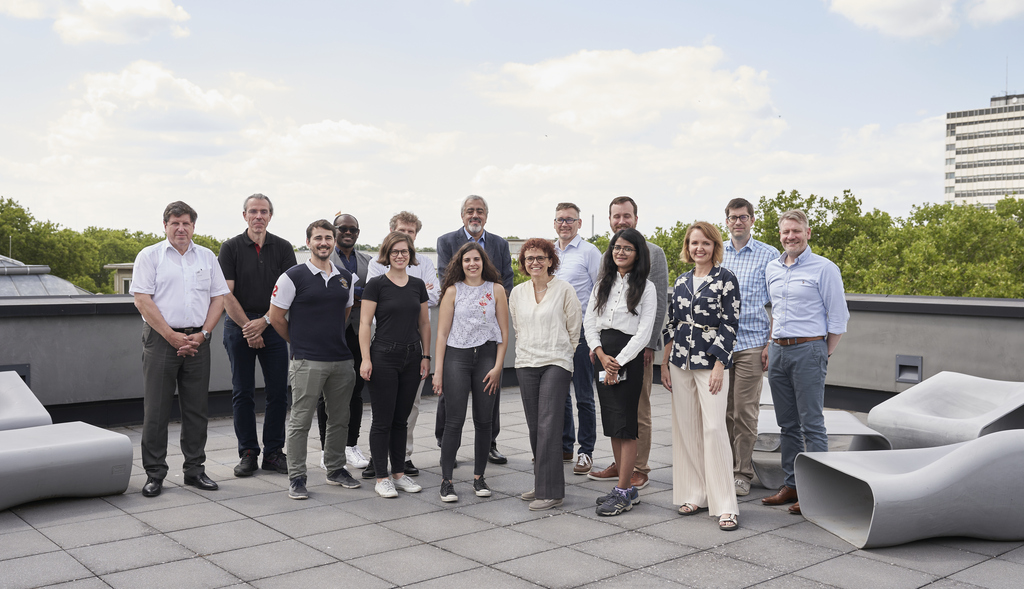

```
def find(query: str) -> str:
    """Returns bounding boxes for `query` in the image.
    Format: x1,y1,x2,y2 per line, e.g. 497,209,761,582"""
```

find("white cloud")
476,46,784,145
827,0,1024,38
228,72,290,92
0,0,190,43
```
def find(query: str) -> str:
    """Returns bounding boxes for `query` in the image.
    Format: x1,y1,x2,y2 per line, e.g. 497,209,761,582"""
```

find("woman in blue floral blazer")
661,221,741,531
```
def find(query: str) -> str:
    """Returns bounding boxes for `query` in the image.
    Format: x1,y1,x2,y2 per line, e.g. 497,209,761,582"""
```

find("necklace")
534,287,548,294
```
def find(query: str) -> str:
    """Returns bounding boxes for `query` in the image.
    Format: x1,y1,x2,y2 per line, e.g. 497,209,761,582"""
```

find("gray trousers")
288,359,354,480
517,365,571,500
768,339,829,490
141,324,211,480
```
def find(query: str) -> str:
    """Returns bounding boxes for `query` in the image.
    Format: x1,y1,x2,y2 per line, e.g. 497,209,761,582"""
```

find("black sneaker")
473,477,492,497
439,479,458,502
596,487,637,516
234,449,258,477
326,467,361,489
262,450,288,474
288,476,308,500
404,460,419,476
362,462,376,479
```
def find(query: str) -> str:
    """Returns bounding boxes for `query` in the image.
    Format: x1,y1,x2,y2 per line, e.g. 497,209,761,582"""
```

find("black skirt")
594,329,644,439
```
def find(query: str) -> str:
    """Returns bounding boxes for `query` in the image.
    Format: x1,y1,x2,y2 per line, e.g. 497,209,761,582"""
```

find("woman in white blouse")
508,238,583,511
584,228,657,517
432,242,509,503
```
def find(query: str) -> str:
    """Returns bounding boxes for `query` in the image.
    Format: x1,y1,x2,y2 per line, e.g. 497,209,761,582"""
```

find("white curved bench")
0,371,52,431
867,371,1024,449
794,430,1024,548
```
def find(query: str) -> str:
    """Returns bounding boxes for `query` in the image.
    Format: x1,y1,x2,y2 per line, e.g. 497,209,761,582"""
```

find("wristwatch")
201,329,211,340
263,315,272,325
422,355,431,360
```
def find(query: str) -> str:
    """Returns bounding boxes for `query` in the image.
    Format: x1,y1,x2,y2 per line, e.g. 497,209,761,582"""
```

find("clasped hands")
241,317,268,349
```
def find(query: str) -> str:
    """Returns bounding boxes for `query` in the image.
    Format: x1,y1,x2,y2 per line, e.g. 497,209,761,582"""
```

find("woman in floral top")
433,242,509,503
661,221,741,531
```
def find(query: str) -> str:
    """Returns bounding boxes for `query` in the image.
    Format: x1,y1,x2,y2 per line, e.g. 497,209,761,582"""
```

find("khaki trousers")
726,348,764,483
634,358,653,474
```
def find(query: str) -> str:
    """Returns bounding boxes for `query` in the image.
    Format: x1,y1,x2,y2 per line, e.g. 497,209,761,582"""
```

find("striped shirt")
722,237,778,352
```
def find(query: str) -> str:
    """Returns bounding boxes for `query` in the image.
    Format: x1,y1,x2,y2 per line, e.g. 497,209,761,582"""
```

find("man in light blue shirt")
721,198,778,498
553,203,603,475
762,209,849,515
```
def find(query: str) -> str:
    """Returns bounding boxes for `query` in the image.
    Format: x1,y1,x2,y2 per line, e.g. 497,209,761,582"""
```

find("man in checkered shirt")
720,198,779,497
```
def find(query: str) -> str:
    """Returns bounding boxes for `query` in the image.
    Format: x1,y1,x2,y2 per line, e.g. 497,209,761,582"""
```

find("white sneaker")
735,479,751,496
319,451,326,470
346,445,370,469
393,475,422,493
374,478,398,498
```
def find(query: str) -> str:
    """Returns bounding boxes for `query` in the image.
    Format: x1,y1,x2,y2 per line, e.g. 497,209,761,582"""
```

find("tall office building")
945,94,1024,207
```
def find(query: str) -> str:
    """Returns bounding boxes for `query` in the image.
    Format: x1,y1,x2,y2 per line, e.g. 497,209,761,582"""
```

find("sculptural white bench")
0,371,52,431
752,410,890,490
0,421,133,512
794,430,1024,548
867,371,1024,449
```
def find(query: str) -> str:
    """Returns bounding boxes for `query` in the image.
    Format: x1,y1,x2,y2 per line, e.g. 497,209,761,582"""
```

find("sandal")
678,503,706,516
719,513,739,531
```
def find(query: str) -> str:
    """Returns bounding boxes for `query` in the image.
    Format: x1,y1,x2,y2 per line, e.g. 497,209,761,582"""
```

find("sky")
1,0,1023,249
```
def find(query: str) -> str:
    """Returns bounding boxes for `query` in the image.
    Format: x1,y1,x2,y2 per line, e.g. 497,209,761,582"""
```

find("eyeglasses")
554,218,579,225
524,256,548,263
390,249,410,258
726,215,751,223
612,245,635,254
335,225,360,234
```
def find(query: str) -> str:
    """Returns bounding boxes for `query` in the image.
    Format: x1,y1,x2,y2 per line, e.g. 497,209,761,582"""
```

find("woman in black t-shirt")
359,232,431,498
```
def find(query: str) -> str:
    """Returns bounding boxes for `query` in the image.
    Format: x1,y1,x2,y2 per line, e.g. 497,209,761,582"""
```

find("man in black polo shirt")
219,194,297,477
269,220,361,499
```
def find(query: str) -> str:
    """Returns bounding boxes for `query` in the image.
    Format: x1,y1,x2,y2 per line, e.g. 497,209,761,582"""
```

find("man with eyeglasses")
436,195,514,464
553,203,602,476
218,194,297,477
588,196,667,491
314,213,372,473
720,198,778,497
364,211,441,478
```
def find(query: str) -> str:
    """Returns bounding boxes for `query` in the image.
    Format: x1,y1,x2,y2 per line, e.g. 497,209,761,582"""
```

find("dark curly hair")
517,238,559,275
440,241,501,293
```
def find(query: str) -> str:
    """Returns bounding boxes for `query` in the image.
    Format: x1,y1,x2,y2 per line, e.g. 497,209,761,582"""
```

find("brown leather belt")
773,336,825,346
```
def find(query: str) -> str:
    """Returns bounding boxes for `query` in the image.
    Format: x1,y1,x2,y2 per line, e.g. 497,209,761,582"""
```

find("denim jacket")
664,265,740,370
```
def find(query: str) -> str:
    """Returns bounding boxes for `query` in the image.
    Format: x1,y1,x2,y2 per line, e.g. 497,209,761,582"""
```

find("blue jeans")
563,326,596,455
767,339,829,489
224,314,289,457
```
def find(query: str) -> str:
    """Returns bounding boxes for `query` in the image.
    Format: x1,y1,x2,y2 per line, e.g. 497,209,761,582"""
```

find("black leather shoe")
362,463,376,479
142,477,162,497
404,460,419,476
184,472,219,491
488,446,507,465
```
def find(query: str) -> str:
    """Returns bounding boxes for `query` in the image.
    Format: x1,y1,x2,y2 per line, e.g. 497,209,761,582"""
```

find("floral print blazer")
664,265,741,370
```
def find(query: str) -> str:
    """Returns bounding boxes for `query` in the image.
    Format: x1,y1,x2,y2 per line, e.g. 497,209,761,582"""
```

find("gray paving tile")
728,502,804,533
795,553,937,589
492,546,629,589
12,497,124,529
191,476,283,501
68,534,196,575
331,494,438,523
856,541,990,576
405,565,539,589
132,500,246,532
929,537,1024,557
298,523,421,560
575,530,697,568
216,493,330,518
511,512,623,545
643,551,778,589
709,533,843,573
249,561,393,589
167,518,289,555
749,575,842,588
101,557,240,589
949,559,1024,589
579,569,689,588
434,526,559,565
0,510,31,535
997,544,1024,565
37,577,111,589
102,483,206,514
569,500,684,531
204,539,335,581
0,551,95,589
380,509,493,542
454,495,553,526
0,528,62,561
922,580,989,589
39,513,158,549
348,544,478,586
641,516,758,550
255,504,370,538
769,521,858,553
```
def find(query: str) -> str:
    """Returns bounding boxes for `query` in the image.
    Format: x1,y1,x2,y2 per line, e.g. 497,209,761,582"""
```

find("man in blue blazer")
435,195,514,464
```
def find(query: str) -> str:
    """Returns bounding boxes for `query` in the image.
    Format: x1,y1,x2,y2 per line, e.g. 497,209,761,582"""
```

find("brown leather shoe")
630,471,649,490
563,451,574,462
788,501,802,515
587,462,618,481
762,485,798,505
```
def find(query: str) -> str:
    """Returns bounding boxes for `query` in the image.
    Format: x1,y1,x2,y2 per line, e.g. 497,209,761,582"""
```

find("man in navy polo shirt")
269,220,361,499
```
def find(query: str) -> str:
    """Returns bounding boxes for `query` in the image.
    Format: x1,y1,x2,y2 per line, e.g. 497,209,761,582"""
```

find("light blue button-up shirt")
765,246,849,339
554,234,602,315
723,237,778,352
